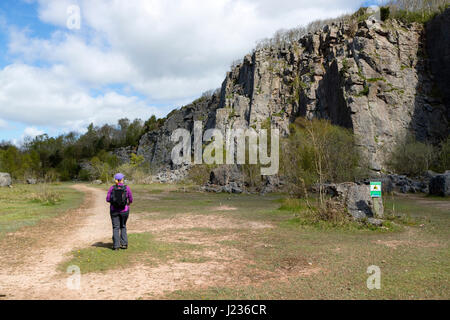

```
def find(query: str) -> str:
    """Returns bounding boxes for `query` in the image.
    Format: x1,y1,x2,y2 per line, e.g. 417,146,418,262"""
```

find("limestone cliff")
138,93,220,167
138,9,450,172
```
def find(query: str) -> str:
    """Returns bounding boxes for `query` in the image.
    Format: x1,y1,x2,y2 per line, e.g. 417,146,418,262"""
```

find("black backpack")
111,185,128,209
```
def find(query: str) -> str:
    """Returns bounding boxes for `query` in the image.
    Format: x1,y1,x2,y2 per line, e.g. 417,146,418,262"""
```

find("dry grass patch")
131,214,273,232
212,205,238,211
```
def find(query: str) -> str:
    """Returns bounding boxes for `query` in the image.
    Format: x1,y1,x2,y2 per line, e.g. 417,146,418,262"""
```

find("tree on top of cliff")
252,0,449,52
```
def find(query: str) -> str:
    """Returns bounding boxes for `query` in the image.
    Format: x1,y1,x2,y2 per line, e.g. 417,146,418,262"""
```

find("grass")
0,183,84,239
60,232,202,274
367,77,386,83
152,189,448,299
23,182,448,299
356,85,370,97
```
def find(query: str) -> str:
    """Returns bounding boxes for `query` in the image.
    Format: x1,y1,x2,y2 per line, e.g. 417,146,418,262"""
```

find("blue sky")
0,0,379,144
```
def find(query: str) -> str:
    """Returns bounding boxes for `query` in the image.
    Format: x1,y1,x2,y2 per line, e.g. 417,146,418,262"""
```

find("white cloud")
29,0,364,100
36,0,77,27
0,64,161,131
24,126,44,137
2,0,366,138
0,118,9,129
9,126,44,147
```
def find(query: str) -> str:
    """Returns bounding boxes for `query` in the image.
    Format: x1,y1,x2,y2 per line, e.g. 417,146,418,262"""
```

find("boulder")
0,173,12,187
202,182,243,194
26,178,37,185
260,175,282,194
202,185,223,193
382,174,429,194
367,218,384,227
400,185,410,194
429,172,450,196
92,180,102,185
328,182,384,220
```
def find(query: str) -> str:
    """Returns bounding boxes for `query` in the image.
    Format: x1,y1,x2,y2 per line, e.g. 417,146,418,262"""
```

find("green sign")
370,181,382,198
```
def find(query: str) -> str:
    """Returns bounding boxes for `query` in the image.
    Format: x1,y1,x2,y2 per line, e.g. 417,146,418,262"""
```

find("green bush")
186,164,214,185
279,197,353,228
280,118,367,198
434,137,450,173
387,135,436,176
383,0,450,24
115,162,151,184
78,169,92,181
29,184,62,205
380,6,390,21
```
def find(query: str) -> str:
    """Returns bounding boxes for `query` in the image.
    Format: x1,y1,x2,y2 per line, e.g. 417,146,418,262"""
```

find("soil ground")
0,184,448,299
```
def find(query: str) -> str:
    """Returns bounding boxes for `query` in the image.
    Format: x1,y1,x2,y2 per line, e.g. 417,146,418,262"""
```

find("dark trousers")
110,211,129,249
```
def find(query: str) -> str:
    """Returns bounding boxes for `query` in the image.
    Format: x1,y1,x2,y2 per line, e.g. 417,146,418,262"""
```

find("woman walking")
106,173,133,250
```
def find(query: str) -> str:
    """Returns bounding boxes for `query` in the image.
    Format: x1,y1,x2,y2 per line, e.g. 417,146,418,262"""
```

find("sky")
0,0,381,145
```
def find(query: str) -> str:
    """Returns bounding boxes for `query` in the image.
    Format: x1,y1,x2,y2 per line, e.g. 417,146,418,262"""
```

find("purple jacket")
106,183,133,213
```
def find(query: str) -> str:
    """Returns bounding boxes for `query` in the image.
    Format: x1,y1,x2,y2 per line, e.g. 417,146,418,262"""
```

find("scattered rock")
429,171,450,196
400,185,411,194
151,164,190,184
209,165,242,186
0,173,12,187
260,175,282,194
367,218,384,227
202,181,243,194
26,178,37,185
378,174,430,194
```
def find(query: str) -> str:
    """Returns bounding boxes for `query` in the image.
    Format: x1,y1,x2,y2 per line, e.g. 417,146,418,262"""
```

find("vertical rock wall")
138,10,450,172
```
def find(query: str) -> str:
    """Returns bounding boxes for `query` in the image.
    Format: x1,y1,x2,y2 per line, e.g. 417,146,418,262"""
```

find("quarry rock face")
0,172,12,187
138,9,450,175
426,8,450,121
137,94,220,168
113,146,135,164
217,18,448,172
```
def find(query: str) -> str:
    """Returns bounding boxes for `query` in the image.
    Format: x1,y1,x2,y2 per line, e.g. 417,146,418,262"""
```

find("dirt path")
0,185,273,299
0,185,112,299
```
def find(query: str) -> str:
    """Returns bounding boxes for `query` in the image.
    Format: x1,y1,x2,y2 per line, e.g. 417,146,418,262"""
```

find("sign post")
370,181,383,218
370,181,382,198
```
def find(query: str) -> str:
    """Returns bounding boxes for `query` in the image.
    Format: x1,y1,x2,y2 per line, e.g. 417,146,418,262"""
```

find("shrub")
387,134,437,176
384,0,450,24
91,157,113,183
115,162,152,184
315,199,351,226
380,6,390,21
280,197,352,227
78,169,92,181
30,185,61,205
44,169,60,183
242,163,264,189
186,164,214,185
433,137,450,173
280,118,367,198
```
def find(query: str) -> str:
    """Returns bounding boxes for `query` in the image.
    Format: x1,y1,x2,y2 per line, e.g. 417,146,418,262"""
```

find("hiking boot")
121,245,128,250
112,247,120,251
